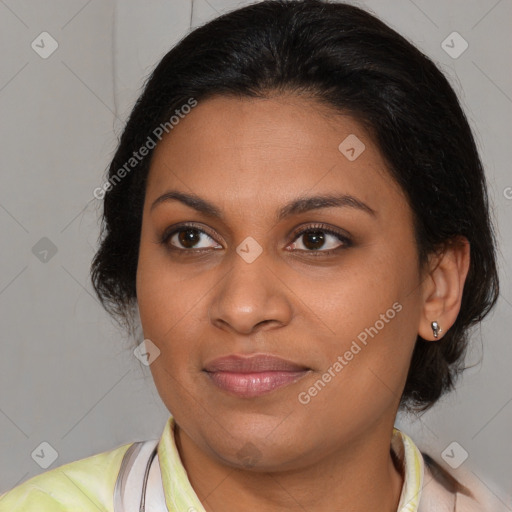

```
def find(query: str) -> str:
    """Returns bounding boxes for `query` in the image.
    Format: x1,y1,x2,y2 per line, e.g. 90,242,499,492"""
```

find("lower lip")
205,370,309,398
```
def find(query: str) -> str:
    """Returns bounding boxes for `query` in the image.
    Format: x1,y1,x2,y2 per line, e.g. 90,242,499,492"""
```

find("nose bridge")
208,247,291,333
220,247,273,307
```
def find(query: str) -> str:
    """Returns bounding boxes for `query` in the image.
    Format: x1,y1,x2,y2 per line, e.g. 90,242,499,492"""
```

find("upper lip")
203,354,309,373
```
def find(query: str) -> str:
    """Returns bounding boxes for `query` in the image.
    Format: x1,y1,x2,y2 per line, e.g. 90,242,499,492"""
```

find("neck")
173,421,404,512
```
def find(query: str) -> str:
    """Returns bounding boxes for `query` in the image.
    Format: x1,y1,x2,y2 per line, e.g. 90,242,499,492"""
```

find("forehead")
146,94,407,218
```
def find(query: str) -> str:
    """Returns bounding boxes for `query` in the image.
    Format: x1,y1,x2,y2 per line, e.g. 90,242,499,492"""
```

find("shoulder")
419,451,510,512
0,441,134,512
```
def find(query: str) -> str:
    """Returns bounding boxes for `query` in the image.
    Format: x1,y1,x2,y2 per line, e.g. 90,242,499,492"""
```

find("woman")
0,1,506,510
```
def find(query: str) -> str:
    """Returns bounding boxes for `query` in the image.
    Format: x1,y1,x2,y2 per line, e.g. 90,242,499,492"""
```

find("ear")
418,236,471,342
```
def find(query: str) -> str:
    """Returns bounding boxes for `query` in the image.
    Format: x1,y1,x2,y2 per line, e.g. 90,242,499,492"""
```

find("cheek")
135,243,213,401
136,231,196,339
295,249,419,400
291,247,405,334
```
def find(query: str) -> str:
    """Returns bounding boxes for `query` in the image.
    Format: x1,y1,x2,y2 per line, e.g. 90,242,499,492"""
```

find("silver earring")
431,321,442,339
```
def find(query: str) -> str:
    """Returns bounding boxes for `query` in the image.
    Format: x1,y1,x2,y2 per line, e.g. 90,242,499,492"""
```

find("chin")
198,423,315,472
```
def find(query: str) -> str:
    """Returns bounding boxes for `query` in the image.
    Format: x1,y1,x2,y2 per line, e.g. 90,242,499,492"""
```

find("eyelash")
159,222,352,257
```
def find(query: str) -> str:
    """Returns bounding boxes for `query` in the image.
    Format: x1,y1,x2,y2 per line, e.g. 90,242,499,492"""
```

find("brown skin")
135,94,470,512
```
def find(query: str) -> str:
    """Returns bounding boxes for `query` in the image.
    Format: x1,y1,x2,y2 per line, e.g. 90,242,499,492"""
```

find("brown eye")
300,230,327,250
289,225,352,254
176,228,202,249
160,223,222,251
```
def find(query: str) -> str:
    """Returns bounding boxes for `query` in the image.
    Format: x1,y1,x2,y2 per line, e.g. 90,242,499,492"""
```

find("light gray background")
1,0,511,505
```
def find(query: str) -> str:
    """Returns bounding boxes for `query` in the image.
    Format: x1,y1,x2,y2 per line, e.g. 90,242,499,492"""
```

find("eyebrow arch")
150,190,377,220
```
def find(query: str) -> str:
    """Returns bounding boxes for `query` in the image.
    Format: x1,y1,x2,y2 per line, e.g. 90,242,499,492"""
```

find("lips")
204,354,308,373
203,354,310,398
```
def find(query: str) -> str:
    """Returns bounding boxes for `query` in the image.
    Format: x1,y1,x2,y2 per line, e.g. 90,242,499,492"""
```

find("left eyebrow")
276,193,377,220
150,190,377,220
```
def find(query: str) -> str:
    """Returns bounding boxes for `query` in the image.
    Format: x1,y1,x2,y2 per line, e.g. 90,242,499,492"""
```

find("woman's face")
136,94,427,470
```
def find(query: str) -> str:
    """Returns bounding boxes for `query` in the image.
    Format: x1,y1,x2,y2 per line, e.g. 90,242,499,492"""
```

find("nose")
207,253,294,335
